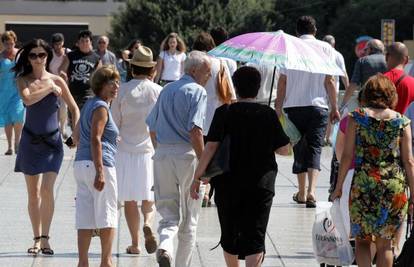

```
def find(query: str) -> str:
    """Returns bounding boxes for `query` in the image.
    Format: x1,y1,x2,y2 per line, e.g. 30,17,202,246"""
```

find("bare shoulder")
49,74,65,85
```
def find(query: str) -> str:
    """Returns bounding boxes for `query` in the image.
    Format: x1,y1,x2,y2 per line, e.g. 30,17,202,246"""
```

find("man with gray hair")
322,35,349,145
146,50,211,267
95,35,117,67
341,39,387,111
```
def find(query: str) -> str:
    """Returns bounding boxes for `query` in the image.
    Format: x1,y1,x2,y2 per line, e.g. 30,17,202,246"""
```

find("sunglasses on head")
28,52,47,60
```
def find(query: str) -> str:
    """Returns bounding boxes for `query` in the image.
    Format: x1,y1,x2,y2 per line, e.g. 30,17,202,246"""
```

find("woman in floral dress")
331,74,414,267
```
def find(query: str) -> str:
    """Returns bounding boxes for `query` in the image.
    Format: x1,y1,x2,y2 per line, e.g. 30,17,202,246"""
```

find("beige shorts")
74,160,118,229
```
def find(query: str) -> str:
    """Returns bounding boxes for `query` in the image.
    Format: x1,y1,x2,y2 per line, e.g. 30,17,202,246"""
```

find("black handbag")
394,212,414,267
202,134,230,178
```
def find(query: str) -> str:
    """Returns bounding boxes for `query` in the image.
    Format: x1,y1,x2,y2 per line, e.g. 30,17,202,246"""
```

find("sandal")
292,192,306,204
143,224,157,254
40,235,54,255
126,245,141,254
27,236,41,255
4,149,12,155
306,195,317,208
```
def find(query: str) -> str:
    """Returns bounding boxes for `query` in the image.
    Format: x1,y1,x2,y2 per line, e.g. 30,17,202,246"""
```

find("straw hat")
128,46,157,67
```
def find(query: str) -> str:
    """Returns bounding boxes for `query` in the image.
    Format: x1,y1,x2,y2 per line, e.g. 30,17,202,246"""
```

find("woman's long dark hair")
13,39,53,78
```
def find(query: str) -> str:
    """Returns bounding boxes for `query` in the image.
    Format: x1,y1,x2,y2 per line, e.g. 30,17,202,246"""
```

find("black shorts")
213,173,274,259
284,106,328,174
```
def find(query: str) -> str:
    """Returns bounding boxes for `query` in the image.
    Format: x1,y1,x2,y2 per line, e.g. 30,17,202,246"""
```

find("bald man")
384,42,414,113
341,39,387,112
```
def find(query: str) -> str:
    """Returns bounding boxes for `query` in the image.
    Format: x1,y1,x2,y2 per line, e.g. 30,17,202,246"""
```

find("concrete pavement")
0,131,338,267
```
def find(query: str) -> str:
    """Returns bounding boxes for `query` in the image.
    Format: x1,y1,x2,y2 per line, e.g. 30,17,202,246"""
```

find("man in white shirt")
275,16,340,208
322,35,349,145
210,27,237,75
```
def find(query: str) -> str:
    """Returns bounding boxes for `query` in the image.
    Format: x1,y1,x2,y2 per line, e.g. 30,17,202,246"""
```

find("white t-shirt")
246,62,279,106
203,56,237,135
159,51,186,81
281,35,334,109
111,78,162,154
334,49,347,92
219,57,237,76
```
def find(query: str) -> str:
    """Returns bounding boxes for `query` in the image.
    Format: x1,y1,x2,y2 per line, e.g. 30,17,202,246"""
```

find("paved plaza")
0,131,337,267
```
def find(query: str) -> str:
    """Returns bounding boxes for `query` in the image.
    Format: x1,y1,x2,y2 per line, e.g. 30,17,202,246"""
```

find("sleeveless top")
49,49,69,75
75,97,119,167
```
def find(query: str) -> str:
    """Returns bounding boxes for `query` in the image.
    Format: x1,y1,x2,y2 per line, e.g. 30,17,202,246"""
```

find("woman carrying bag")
190,66,290,267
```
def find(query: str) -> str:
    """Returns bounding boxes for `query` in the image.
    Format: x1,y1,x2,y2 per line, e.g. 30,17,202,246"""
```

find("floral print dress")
350,108,410,240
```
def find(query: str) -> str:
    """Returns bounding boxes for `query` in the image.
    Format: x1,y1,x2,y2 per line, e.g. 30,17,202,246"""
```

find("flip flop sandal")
40,235,54,255
143,224,157,254
27,236,41,255
292,192,306,204
306,196,317,208
126,246,141,254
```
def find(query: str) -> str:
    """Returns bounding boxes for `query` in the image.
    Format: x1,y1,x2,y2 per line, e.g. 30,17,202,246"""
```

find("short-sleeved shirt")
67,50,100,98
245,62,279,106
146,74,207,144
95,49,117,67
350,53,387,85
75,97,119,167
159,51,186,81
203,56,237,135
334,49,347,91
111,78,161,153
384,68,414,114
280,34,335,109
207,102,290,189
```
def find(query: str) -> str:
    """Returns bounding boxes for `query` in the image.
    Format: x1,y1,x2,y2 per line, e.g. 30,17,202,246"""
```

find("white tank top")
49,49,66,75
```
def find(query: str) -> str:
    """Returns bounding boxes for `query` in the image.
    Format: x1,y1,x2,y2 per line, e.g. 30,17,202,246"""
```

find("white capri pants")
74,160,118,229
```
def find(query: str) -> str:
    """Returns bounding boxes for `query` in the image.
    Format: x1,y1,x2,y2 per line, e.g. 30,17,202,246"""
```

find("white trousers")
153,144,205,267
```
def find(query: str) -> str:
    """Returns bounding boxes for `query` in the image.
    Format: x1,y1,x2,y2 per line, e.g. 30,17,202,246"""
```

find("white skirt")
115,150,155,202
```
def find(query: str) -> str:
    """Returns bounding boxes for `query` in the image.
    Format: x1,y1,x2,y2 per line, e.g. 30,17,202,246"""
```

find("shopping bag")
330,122,339,151
278,113,301,145
312,200,354,266
394,211,414,267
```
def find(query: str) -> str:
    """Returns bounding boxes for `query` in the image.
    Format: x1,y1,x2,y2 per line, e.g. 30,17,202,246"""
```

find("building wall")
0,15,112,36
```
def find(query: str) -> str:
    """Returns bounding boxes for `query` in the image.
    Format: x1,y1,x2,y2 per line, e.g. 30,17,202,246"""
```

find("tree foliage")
109,0,275,56
109,0,414,75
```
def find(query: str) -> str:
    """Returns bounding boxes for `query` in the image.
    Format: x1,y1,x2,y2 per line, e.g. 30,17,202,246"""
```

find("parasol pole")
268,66,277,106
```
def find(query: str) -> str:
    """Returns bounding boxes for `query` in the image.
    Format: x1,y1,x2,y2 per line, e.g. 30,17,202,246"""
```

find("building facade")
0,0,125,47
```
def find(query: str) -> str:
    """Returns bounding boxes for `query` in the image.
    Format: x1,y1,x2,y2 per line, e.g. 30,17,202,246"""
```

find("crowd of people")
1,13,414,267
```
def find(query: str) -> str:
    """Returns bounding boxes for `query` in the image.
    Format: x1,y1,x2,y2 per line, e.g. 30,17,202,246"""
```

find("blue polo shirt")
146,74,207,144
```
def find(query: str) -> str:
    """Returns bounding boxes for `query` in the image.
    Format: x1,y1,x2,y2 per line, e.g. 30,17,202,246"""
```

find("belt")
23,127,59,150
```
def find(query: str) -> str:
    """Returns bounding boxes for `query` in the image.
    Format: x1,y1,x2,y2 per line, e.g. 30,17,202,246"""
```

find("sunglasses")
107,80,120,86
28,52,47,60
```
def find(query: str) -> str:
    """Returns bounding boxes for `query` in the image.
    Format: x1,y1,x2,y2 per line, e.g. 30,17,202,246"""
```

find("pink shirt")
339,116,355,170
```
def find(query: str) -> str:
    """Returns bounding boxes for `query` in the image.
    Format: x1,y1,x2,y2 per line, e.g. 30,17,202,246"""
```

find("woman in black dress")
190,66,290,267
